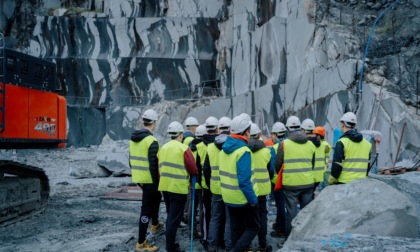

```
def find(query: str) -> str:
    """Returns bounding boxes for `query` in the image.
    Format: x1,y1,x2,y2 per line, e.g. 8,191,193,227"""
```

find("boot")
256,245,272,252
135,240,159,251
151,222,165,236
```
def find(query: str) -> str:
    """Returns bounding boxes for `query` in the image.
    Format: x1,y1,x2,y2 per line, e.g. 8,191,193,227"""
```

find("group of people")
129,109,372,252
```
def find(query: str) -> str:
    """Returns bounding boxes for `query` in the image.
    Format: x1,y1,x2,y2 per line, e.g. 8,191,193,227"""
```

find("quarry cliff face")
1,0,419,168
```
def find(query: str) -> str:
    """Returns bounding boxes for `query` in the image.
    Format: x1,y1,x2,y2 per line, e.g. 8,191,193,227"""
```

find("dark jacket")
249,138,273,179
190,138,204,186
202,134,219,188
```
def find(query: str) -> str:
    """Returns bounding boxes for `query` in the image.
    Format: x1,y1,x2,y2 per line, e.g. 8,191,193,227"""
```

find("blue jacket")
222,136,257,206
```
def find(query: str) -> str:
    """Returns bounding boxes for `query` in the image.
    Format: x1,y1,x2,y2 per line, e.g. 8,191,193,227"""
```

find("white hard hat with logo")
250,123,261,136
205,116,219,131
301,119,315,132
185,117,199,127
271,122,286,133
230,116,252,134
218,116,231,130
142,109,158,121
286,116,301,131
340,112,357,128
167,121,184,136
195,125,207,137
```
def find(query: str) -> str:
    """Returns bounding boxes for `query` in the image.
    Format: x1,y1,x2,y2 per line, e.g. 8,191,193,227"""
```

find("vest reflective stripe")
313,146,326,183
158,140,190,194
183,136,194,146
208,143,222,194
192,142,208,189
251,148,272,196
270,143,279,184
337,138,372,184
219,146,259,204
282,139,315,187
129,135,157,184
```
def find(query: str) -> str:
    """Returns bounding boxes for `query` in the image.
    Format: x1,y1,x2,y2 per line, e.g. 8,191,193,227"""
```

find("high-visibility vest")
207,143,222,195
158,140,190,194
313,145,326,183
251,148,271,196
337,138,372,184
282,139,315,188
219,146,259,204
321,140,332,170
192,141,208,189
183,136,194,146
270,142,280,184
130,135,158,184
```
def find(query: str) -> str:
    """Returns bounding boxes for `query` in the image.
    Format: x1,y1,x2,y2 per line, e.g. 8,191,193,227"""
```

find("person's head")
313,126,326,140
141,109,158,131
285,116,301,132
340,112,357,133
271,122,287,141
167,121,184,141
205,116,219,134
184,117,199,134
230,116,252,140
250,123,261,139
301,119,315,135
195,125,207,139
218,116,231,134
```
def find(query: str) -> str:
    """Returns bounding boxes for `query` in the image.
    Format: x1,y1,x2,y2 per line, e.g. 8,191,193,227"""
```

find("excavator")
0,33,67,225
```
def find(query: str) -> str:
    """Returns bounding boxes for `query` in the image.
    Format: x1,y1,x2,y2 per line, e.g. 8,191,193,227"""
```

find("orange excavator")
0,33,67,225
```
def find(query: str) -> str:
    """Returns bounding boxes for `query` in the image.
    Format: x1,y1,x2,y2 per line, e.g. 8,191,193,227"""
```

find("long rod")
392,122,406,169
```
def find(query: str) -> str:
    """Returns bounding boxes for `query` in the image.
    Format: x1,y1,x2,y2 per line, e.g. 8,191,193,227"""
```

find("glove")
328,175,338,185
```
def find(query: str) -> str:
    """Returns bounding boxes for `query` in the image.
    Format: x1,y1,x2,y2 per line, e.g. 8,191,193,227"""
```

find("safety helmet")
286,116,301,131
271,122,286,133
301,119,315,132
195,125,207,137
230,116,252,134
250,123,261,136
167,121,184,136
205,116,219,131
239,113,252,123
340,112,357,128
184,117,199,127
218,116,231,130
313,126,326,137
142,109,158,121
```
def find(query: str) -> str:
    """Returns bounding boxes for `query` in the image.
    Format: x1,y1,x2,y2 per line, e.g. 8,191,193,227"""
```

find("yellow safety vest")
270,142,280,184
192,141,208,189
337,138,372,184
313,145,326,183
158,140,190,194
251,148,271,196
130,135,158,184
321,140,332,170
207,143,222,195
183,136,194,146
282,139,315,189
219,146,259,204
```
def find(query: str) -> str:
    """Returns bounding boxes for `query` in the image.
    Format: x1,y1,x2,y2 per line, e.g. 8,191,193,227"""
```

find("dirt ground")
0,147,285,252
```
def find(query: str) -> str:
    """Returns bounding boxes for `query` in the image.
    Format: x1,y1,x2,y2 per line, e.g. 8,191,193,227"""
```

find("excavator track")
0,160,50,226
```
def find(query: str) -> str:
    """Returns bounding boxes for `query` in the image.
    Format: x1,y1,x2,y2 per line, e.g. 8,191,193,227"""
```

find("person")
274,115,315,237
219,116,259,251
158,121,198,252
301,119,325,198
130,109,164,252
329,112,372,185
218,116,231,134
249,123,273,252
183,117,199,146
313,126,332,189
269,122,287,238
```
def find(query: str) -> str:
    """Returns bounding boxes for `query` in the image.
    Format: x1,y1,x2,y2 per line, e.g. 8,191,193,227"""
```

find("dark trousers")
272,187,286,233
257,196,268,248
163,191,188,251
283,188,313,237
228,204,259,252
188,188,203,234
207,194,226,248
202,188,212,240
138,184,162,243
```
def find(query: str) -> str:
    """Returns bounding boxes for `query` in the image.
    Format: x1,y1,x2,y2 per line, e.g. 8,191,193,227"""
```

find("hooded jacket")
331,129,371,179
220,136,258,206
130,128,159,187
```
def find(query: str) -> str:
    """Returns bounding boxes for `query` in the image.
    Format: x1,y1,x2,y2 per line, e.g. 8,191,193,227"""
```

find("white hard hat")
239,113,252,123
340,112,357,127
195,125,207,137
167,121,184,135
230,116,252,134
185,117,199,127
250,123,261,136
142,109,158,121
271,122,286,133
205,116,219,130
286,116,301,131
301,119,315,132
218,116,231,129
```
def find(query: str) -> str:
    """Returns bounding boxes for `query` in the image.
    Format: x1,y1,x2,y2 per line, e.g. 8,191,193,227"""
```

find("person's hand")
328,175,338,185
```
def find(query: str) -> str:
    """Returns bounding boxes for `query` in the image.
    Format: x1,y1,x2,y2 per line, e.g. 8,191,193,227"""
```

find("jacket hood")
287,131,308,144
308,136,321,147
189,138,203,151
183,131,195,139
248,138,266,152
215,134,228,150
203,134,217,145
131,128,153,142
341,129,364,143
222,136,248,154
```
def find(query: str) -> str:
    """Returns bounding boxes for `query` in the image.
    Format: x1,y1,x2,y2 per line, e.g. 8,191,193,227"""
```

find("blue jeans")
283,188,313,236
272,188,286,232
207,194,226,248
